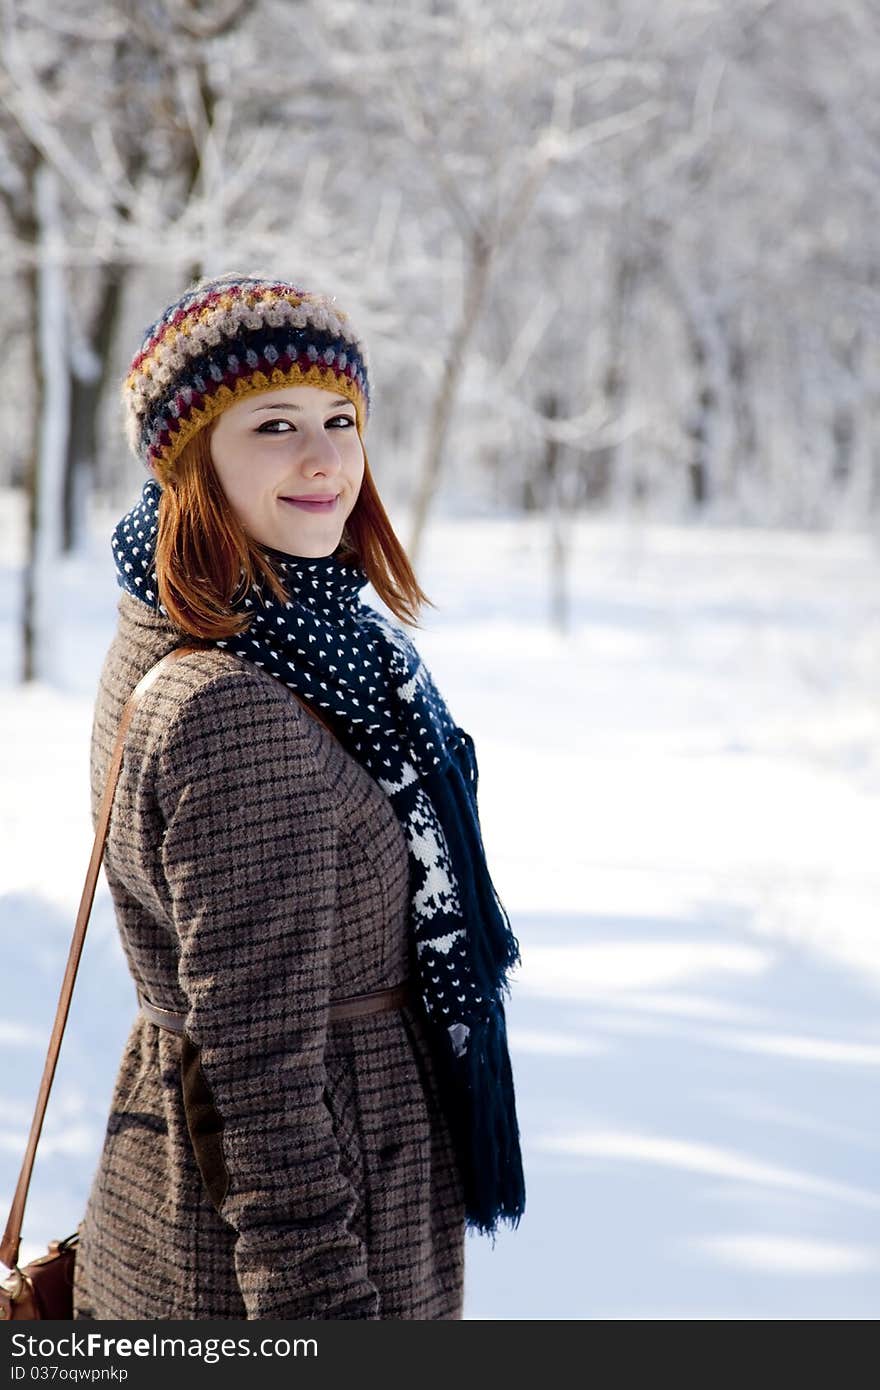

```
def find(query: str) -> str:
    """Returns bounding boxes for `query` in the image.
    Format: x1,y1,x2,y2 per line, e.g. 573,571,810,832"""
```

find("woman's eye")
256,415,355,433
257,419,294,433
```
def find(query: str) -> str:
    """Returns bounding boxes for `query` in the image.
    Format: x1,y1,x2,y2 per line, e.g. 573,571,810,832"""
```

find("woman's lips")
279,495,339,513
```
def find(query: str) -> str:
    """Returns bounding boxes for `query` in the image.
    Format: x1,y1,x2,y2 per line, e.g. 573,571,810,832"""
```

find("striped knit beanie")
122,271,371,480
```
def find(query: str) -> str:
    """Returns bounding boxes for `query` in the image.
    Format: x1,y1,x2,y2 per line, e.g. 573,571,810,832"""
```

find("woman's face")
209,384,365,558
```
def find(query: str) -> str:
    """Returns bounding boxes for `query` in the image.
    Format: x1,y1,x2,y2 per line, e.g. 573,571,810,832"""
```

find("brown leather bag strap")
0,644,209,1273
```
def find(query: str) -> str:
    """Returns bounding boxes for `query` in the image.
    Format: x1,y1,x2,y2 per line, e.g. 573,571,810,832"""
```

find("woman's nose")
298,426,344,473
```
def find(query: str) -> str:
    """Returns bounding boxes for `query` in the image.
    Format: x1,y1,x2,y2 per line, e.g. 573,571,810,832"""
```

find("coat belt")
135,981,412,1034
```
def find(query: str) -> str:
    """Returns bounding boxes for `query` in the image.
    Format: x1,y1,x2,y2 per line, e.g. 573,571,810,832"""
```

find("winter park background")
2,0,880,1320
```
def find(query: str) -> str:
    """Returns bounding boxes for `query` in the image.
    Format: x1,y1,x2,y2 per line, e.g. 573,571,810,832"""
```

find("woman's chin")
261,523,346,559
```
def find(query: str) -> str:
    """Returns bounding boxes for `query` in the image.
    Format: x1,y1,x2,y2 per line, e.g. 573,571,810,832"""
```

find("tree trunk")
665,257,733,513
30,163,71,681
21,257,41,684
407,232,493,567
539,391,570,634
727,314,758,506
592,233,637,506
63,268,125,552
9,148,40,684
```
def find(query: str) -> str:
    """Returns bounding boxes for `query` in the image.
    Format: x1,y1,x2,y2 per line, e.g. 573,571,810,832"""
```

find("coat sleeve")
155,671,381,1320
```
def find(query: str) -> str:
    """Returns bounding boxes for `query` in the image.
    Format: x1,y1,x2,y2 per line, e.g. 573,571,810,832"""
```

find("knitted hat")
121,271,371,479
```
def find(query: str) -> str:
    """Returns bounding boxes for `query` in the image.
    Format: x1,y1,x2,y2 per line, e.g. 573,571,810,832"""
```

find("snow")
2,494,879,1319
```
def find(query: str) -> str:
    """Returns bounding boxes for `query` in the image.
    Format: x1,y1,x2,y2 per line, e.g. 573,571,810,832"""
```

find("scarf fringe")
429,1000,527,1243
419,749,527,1239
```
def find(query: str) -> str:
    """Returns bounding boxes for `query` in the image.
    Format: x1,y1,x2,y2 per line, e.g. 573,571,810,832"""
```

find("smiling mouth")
279,495,340,512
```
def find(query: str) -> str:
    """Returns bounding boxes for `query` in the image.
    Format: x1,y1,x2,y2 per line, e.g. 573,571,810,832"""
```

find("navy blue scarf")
112,478,525,1239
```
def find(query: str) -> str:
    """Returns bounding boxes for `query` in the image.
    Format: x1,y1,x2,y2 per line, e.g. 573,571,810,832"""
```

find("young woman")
72,272,525,1321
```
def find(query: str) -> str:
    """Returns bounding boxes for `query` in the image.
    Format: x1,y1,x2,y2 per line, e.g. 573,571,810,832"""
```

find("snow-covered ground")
2,491,879,1319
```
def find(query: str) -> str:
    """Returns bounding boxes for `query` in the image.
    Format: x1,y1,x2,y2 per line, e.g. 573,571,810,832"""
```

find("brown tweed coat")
72,589,466,1320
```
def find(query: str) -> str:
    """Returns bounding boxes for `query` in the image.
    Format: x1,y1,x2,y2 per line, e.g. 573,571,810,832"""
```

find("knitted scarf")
112,477,525,1239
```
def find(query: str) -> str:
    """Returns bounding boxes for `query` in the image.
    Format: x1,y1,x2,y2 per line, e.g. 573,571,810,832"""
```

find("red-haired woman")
73,272,525,1321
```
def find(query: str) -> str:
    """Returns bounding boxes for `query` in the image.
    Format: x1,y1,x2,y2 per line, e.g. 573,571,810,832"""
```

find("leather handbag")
0,643,214,1320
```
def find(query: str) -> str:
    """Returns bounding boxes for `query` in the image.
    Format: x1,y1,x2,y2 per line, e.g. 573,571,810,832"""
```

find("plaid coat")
72,590,466,1320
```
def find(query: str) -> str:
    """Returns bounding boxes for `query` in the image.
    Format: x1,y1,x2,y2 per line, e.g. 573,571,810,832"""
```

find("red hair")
153,420,434,639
